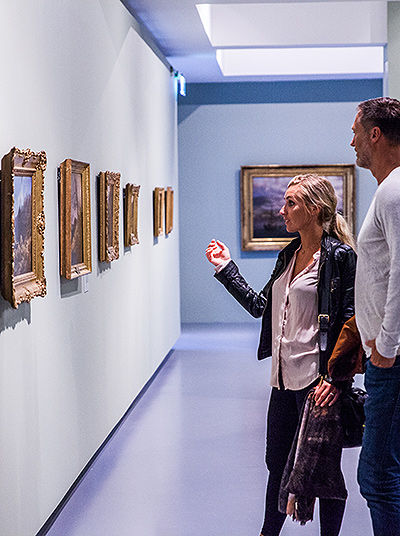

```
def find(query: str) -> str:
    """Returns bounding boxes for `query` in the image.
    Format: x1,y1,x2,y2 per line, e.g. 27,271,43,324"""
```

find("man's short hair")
358,97,400,145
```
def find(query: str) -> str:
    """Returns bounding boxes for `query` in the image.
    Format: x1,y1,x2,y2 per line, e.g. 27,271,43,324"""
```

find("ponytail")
327,212,356,251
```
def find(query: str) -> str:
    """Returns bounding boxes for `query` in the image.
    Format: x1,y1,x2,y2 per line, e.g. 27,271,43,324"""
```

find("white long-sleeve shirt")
215,249,321,388
271,248,320,390
355,166,400,358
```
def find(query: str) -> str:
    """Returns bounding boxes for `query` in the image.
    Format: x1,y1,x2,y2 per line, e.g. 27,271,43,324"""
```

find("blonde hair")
287,174,356,250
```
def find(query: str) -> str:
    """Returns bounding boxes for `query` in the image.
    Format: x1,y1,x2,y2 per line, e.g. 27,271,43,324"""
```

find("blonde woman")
206,175,356,536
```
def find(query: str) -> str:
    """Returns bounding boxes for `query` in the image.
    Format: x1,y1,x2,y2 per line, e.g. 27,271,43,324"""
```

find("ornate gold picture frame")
124,183,140,247
0,147,47,308
99,171,120,262
241,164,355,251
59,159,92,279
153,187,165,237
165,187,174,235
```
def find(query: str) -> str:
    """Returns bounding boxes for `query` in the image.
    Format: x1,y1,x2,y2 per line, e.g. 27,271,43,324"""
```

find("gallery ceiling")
122,0,388,82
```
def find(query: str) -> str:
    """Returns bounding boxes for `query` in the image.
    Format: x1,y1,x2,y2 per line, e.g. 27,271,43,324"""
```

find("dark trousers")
261,382,346,536
358,357,400,536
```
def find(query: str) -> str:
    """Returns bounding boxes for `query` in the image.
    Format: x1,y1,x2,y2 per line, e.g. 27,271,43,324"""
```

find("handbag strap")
318,245,335,353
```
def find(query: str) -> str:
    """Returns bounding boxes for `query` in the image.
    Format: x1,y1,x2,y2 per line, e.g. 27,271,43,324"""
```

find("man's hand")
366,339,396,368
314,380,340,407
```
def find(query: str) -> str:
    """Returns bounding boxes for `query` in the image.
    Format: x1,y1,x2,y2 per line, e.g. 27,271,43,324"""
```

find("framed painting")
0,147,47,308
59,159,92,279
124,183,140,247
153,187,165,237
165,187,174,235
241,164,355,251
99,170,120,262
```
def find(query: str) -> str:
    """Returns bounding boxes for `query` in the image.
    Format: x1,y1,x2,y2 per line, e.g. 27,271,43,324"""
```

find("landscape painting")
107,182,114,248
99,170,120,262
70,171,84,266
1,147,47,308
59,158,91,279
13,175,33,276
241,165,355,250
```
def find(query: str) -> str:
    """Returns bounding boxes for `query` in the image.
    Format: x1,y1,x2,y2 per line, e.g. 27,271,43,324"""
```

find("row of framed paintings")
0,147,174,309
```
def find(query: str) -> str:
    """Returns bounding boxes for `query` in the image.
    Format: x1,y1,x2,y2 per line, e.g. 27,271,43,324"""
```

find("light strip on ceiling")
216,47,384,77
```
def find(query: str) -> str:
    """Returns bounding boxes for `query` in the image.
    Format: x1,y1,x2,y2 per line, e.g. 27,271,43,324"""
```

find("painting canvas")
241,165,355,251
0,147,47,308
153,187,165,238
107,183,114,248
252,175,344,240
165,187,174,235
71,172,84,266
13,175,33,276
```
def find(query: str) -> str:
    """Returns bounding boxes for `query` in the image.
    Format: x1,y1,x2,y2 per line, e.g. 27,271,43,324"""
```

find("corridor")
44,324,372,536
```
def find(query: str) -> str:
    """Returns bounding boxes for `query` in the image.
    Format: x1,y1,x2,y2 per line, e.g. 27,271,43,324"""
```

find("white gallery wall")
0,1,180,535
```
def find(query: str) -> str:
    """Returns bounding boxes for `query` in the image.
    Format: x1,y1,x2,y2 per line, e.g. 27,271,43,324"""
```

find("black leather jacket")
215,233,356,377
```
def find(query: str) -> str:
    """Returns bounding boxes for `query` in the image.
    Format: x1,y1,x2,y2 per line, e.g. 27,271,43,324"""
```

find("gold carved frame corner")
99,171,120,262
124,183,140,247
59,159,92,279
0,147,47,308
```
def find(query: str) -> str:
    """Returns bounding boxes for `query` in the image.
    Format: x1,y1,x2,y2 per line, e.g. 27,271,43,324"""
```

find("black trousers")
261,381,346,536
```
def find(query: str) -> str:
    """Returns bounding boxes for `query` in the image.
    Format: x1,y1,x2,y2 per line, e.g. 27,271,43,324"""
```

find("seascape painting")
252,175,344,239
14,175,32,276
107,183,114,248
71,172,83,266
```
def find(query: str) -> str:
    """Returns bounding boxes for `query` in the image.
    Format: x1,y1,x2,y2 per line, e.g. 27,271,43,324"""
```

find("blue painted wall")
178,80,382,323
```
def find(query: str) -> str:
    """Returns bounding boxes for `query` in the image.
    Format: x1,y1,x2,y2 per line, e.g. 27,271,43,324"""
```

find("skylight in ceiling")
216,46,384,77
196,1,387,79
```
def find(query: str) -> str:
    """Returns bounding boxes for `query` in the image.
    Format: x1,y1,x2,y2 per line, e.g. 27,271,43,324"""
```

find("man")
351,97,400,536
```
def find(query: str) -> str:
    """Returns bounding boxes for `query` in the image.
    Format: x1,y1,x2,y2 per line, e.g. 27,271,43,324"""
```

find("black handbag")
340,386,368,448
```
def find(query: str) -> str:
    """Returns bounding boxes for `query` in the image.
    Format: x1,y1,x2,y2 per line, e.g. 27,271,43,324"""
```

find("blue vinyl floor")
45,323,373,536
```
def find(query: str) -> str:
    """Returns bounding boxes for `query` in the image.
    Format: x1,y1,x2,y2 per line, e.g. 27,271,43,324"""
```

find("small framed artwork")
0,147,47,308
124,183,140,246
153,187,165,237
59,158,92,279
165,187,174,235
241,164,355,251
99,170,120,262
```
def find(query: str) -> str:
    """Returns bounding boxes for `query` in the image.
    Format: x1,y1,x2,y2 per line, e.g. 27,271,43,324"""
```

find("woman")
205,174,356,536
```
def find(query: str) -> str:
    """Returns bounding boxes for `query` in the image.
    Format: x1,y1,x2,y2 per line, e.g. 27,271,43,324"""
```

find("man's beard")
356,152,371,169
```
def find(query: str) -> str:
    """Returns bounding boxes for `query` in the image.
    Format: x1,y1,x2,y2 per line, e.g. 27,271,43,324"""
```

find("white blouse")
270,248,320,390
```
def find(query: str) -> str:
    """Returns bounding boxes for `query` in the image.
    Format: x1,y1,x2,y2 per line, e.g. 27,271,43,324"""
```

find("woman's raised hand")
205,239,231,268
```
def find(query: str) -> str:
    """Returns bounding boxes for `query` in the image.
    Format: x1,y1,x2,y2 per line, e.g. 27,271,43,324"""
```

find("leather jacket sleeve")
214,260,267,318
335,245,357,324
